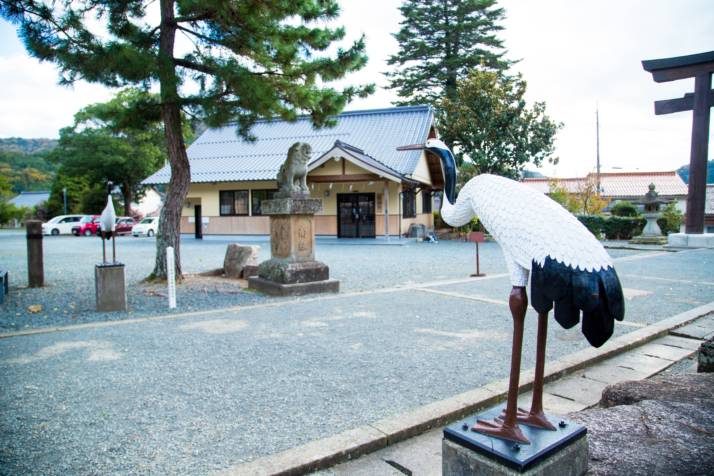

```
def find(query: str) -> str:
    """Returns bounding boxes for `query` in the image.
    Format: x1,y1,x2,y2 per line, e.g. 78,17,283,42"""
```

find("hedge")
577,215,646,240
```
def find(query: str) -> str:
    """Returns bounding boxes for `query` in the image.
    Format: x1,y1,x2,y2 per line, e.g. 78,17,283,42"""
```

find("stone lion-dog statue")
276,142,311,197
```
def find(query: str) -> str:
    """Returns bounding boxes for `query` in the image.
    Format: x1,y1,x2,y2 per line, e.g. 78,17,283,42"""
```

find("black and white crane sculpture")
399,139,625,444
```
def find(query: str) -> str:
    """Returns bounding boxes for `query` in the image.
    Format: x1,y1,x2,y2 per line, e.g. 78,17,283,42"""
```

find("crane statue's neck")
430,146,473,228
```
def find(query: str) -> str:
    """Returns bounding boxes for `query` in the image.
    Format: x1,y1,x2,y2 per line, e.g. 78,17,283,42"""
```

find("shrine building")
143,105,443,238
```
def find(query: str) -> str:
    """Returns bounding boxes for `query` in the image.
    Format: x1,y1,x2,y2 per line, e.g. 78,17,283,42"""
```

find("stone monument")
630,183,668,245
248,142,339,296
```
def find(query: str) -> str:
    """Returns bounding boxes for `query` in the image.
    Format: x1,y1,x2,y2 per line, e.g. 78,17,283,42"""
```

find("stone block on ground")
600,372,714,408
570,398,714,476
95,263,127,312
223,244,260,279
697,337,714,372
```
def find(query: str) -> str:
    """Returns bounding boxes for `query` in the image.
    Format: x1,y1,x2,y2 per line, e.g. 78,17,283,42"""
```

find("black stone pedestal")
443,404,587,475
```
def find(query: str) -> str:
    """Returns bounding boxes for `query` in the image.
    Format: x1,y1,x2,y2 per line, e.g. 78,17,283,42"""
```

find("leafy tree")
439,70,561,175
2,0,373,279
49,89,172,216
548,180,579,213
572,175,609,216
387,0,509,106
45,173,90,217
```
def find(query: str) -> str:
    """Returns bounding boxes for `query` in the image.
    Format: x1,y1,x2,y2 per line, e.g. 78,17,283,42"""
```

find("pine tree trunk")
152,0,190,280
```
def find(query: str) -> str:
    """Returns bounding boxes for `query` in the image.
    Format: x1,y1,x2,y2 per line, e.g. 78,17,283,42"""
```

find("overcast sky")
0,0,712,177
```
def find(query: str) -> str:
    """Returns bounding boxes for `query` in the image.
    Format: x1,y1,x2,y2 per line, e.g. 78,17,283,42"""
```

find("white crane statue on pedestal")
398,139,625,444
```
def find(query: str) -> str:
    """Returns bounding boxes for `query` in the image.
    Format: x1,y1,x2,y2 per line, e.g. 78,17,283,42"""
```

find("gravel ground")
0,232,645,332
0,237,712,475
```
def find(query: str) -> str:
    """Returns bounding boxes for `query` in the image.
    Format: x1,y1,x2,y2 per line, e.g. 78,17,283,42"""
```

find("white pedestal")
667,233,714,248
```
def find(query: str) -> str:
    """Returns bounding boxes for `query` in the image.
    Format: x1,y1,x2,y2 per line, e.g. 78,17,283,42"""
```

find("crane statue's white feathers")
99,195,116,234
426,139,624,348
441,174,612,276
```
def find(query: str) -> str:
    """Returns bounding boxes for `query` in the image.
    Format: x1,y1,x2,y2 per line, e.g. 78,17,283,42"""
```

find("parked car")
115,217,136,235
42,215,85,235
72,215,100,236
132,216,159,237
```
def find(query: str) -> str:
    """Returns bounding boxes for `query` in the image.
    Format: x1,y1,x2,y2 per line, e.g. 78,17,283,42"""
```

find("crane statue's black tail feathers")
531,257,625,348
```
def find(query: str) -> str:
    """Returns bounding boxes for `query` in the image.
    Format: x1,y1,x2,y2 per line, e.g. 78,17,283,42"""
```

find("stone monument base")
442,405,587,476
95,263,127,312
629,235,667,245
249,259,339,296
248,276,339,296
666,232,714,248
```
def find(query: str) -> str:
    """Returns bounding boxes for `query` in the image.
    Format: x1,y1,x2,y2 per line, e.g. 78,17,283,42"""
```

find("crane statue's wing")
465,175,624,347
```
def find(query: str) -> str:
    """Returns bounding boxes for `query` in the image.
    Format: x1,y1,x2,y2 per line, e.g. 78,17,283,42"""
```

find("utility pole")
595,103,600,197
62,187,67,215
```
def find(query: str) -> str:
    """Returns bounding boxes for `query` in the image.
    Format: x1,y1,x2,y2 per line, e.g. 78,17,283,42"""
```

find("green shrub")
577,215,647,240
602,216,646,240
656,202,683,235
576,215,604,238
611,200,639,217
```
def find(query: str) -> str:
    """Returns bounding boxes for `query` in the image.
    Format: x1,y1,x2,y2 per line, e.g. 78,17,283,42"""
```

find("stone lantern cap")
640,183,669,212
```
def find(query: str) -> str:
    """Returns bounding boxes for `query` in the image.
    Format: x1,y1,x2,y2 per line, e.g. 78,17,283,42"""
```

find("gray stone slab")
635,341,696,362
603,352,674,376
670,322,714,339
248,276,339,296
316,429,443,476
544,374,609,407
518,391,586,415
658,333,706,350
580,362,652,384
442,436,588,476
94,263,127,312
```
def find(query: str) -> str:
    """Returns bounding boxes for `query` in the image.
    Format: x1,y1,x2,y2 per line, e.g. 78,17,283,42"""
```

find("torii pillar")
642,51,714,236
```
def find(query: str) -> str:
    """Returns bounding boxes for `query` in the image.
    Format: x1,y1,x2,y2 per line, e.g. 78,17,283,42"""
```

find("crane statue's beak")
396,143,426,151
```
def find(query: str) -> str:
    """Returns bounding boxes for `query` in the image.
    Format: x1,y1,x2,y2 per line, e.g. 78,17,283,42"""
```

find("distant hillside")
0,137,58,155
0,138,58,194
677,160,714,184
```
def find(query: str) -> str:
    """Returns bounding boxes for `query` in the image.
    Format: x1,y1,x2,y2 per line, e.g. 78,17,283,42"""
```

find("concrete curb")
215,301,714,476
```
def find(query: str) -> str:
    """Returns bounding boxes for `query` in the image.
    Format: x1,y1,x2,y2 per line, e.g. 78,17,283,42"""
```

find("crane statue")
399,139,625,444
99,187,117,264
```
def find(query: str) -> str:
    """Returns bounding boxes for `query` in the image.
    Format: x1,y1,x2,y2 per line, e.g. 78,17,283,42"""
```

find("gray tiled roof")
9,191,50,208
143,105,434,184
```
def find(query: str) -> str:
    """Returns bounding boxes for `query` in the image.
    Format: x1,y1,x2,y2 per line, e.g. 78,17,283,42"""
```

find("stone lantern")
630,183,668,244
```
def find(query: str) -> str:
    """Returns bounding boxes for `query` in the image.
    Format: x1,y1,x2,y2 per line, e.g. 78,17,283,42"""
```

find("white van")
132,216,160,237
42,215,86,235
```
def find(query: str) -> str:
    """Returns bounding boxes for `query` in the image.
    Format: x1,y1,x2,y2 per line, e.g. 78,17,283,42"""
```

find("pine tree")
2,0,372,279
387,0,509,106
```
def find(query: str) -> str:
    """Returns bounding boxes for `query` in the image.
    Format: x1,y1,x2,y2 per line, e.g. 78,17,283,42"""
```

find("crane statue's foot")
472,416,530,444
509,407,557,431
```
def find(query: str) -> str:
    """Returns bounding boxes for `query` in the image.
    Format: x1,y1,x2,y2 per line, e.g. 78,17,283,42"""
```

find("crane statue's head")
397,139,457,204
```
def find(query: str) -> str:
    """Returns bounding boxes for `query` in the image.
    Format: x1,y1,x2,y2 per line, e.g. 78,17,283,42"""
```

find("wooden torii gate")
642,51,714,234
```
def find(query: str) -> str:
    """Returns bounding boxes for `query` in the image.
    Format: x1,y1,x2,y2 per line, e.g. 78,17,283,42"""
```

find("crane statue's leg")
472,286,529,444
515,311,557,430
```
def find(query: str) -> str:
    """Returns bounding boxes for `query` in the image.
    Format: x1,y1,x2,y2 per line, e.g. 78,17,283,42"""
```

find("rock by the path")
698,337,714,372
570,398,714,476
600,373,714,408
568,372,714,476
223,244,260,279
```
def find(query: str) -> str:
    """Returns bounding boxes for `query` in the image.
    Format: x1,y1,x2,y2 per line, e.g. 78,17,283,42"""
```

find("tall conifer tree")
1,0,372,278
387,0,509,106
